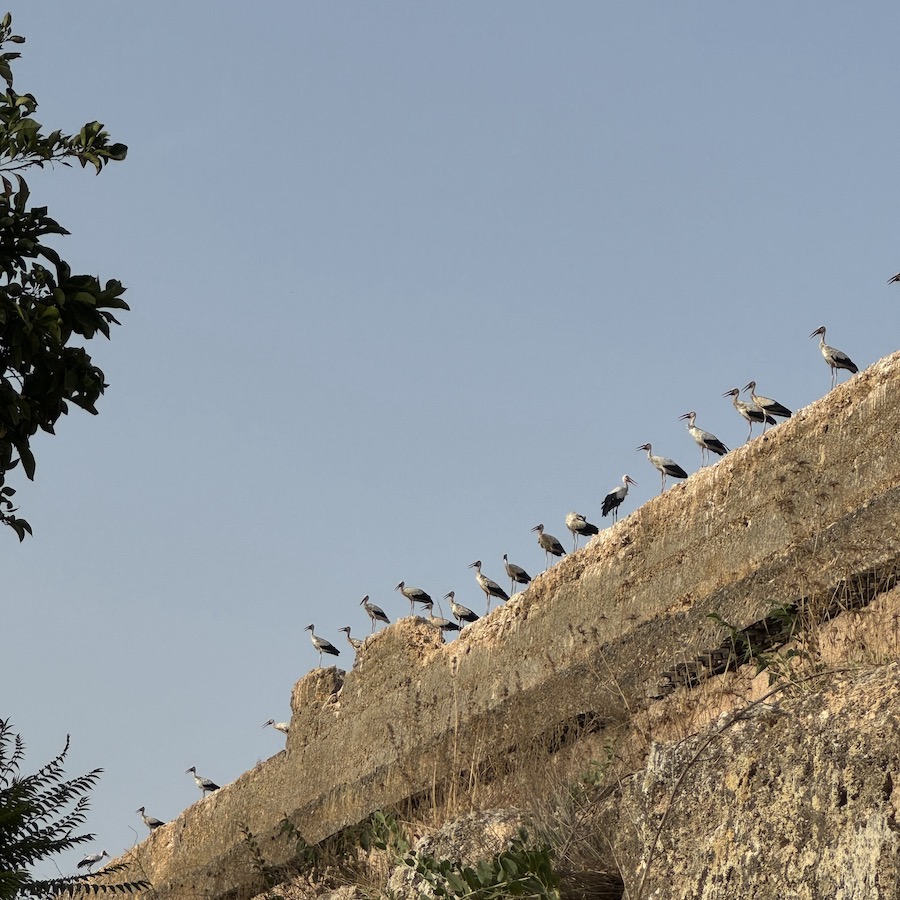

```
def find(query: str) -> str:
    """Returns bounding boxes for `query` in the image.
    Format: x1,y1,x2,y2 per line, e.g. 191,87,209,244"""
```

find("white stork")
359,595,389,632
743,382,791,429
262,718,290,735
77,850,109,872
421,599,461,640
637,443,689,493
469,560,509,611
186,766,220,795
531,524,566,569
809,326,858,389
888,272,900,284
395,581,432,615
337,626,363,651
444,590,479,625
565,511,599,550
602,474,636,521
679,412,729,466
304,624,340,666
502,553,531,595
136,807,165,831
723,388,775,442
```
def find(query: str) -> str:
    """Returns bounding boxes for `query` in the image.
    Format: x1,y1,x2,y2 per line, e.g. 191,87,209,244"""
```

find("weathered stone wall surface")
112,353,900,899
618,659,900,900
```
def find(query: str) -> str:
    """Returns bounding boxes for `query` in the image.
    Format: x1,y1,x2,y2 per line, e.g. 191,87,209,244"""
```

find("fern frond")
0,719,151,897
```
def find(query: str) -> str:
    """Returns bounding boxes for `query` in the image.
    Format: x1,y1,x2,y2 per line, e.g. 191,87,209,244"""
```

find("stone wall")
618,656,900,900
111,352,900,899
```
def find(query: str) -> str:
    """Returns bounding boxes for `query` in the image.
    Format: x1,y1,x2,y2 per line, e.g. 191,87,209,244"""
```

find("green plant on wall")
271,812,560,899
399,828,560,900
708,608,802,685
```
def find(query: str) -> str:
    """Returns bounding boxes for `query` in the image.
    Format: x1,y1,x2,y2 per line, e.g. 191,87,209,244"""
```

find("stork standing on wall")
602,475,637,522
359,595,389,633
262,719,290,735
722,388,775,442
679,412,729,466
421,599,461,640
742,382,792,430
337,626,363,652
185,767,220,795
304,624,340,666
565,511,599,550
77,850,109,872
637,443,689,493
136,807,165,831
531,524,566,569
395,581,432,615
444,591,479,625
503,553,531,595
469,560,509,611
809,326,858,389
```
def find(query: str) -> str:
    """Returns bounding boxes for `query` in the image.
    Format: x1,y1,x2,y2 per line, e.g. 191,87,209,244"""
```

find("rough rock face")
617,664,900,900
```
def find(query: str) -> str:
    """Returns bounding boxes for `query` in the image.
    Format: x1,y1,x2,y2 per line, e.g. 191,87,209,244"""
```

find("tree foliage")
0,719,149,898
0,12,128,540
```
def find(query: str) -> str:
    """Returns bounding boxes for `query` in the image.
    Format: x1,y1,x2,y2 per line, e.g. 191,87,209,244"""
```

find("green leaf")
15,442,34,479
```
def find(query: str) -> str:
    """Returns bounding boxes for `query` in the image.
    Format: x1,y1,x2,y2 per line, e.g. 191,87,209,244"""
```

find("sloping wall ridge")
115,351,900,900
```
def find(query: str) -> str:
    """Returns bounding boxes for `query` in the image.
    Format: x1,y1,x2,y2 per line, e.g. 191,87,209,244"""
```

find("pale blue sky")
4,0,899,876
